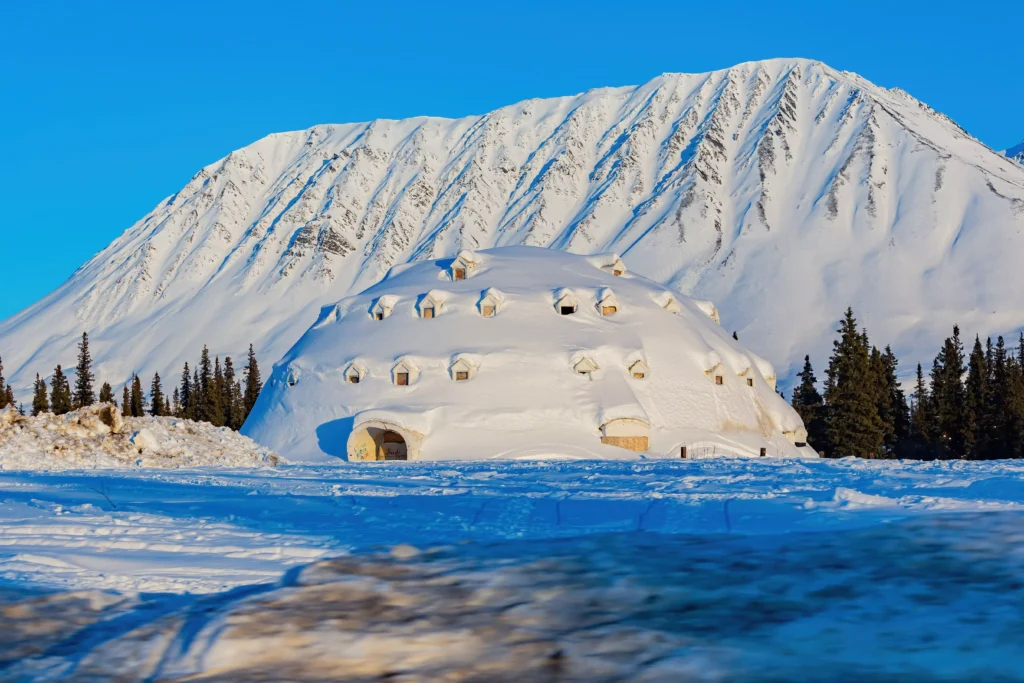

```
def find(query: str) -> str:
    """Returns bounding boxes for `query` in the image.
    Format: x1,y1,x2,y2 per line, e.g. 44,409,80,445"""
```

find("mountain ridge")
3,57,1024,398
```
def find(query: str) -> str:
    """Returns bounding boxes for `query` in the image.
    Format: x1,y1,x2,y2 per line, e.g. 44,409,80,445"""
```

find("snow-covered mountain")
3,58,1024,398
1006,139,1024,164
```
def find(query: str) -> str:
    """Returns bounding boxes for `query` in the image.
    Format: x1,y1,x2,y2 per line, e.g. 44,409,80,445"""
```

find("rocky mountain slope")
2,58,1023,397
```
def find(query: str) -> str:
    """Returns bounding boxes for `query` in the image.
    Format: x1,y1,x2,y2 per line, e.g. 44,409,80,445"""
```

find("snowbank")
0,405,281,470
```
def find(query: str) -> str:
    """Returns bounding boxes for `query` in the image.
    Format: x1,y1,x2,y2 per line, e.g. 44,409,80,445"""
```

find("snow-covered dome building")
242,247,816,462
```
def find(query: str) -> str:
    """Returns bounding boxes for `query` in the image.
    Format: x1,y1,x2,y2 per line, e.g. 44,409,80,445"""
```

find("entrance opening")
560,306,575,315
601,305,617,316
377,430,408,460
396,372,409,386
481,305,495,317
453,268,466,281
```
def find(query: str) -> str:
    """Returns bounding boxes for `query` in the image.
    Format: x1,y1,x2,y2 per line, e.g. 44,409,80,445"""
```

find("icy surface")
244,247,812,462
0,405,281,471
1,459,1024,679
4,59,1024,397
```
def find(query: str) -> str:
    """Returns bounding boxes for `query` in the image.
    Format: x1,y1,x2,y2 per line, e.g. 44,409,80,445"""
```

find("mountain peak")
2,58,1024,400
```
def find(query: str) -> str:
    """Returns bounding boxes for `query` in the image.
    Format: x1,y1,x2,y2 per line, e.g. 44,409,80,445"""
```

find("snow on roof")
587,252,627,275
242,247,813,462
480,287,505,302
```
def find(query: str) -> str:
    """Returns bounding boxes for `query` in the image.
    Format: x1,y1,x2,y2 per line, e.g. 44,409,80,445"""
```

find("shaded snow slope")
1007,139,1024,164
0,405,281,470
242,247,812,462
3,58,1024,396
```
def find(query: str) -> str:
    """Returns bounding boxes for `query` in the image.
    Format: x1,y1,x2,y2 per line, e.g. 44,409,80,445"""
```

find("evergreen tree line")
12,333,263,432
791,308,1024,460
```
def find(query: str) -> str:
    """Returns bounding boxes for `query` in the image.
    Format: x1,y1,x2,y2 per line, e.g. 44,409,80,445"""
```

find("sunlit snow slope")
3,58,1024,396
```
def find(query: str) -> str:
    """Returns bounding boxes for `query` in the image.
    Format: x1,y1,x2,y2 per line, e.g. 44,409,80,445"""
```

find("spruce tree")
122,385,131,417
50,365,72,415
206,357,226,427
32,374,49,416
98,382,114,404
192,369,201,419
198,347,213,422
964,336,989,459
223,357,244,430
172,387,182,417
930,325,968,457
242,344,262,420
824,308,885,458
5,385,15,411
881,346,910,456
179,362,193,420
0,355,7,410
791,355,827,452
150,372,165,417
130,374,145,417
73,332,95,409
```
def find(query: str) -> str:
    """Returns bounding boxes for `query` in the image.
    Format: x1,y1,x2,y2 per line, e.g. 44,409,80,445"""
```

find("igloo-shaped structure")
242,247,816,462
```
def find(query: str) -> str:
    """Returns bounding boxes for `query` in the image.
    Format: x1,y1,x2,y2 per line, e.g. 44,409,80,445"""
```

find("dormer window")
392,359,417,386
573,357,599,377
450,250,479,281
555,290,578,315
450,356,476,382
371,296,398,321
478,288,504,318
418,291,447,319
345,364,365,384
629,360,648,380
597,289,619,317
716,375,724,385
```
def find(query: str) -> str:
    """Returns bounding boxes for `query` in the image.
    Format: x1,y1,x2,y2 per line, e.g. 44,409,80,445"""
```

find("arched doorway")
376,430,408,460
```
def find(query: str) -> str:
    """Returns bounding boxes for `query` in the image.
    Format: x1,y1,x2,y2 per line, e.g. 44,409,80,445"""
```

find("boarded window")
349,375,360,384
455,371,469,381
633,372,645,379
601,305,617,316
795,441,807,448
422,307,434,319
375,312,384,320
396,372,409,386
482,305,495,317
715,375,723,385
746,378,753,387
453,268,466,281
613,269,623,276
560,306,575,315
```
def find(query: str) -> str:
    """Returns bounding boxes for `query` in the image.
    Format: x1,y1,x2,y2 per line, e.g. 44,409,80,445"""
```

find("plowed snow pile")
0,405,281,470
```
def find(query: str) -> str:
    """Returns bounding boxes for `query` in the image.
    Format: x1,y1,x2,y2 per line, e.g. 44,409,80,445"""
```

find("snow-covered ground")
2,459,1024,679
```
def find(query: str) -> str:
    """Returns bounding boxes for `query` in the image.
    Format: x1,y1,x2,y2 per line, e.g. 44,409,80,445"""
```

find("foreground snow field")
2,458,1024,680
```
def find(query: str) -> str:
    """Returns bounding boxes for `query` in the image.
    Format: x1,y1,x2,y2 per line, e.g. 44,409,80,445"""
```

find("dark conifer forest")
792,308,1024,459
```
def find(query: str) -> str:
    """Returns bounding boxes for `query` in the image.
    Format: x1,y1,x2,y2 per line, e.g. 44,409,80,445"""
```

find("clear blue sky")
1,0,1021,321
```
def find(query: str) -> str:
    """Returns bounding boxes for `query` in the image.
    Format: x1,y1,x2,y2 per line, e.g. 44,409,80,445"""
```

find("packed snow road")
2,458,1024,593
2,458,1024,680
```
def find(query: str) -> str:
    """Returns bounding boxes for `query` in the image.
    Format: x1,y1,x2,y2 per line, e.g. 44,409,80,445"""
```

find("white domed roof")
242,247,814,461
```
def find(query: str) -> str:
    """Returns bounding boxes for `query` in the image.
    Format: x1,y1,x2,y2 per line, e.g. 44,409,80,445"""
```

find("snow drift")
0,405,281,470
3,58,1024,398
242,247,814,462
